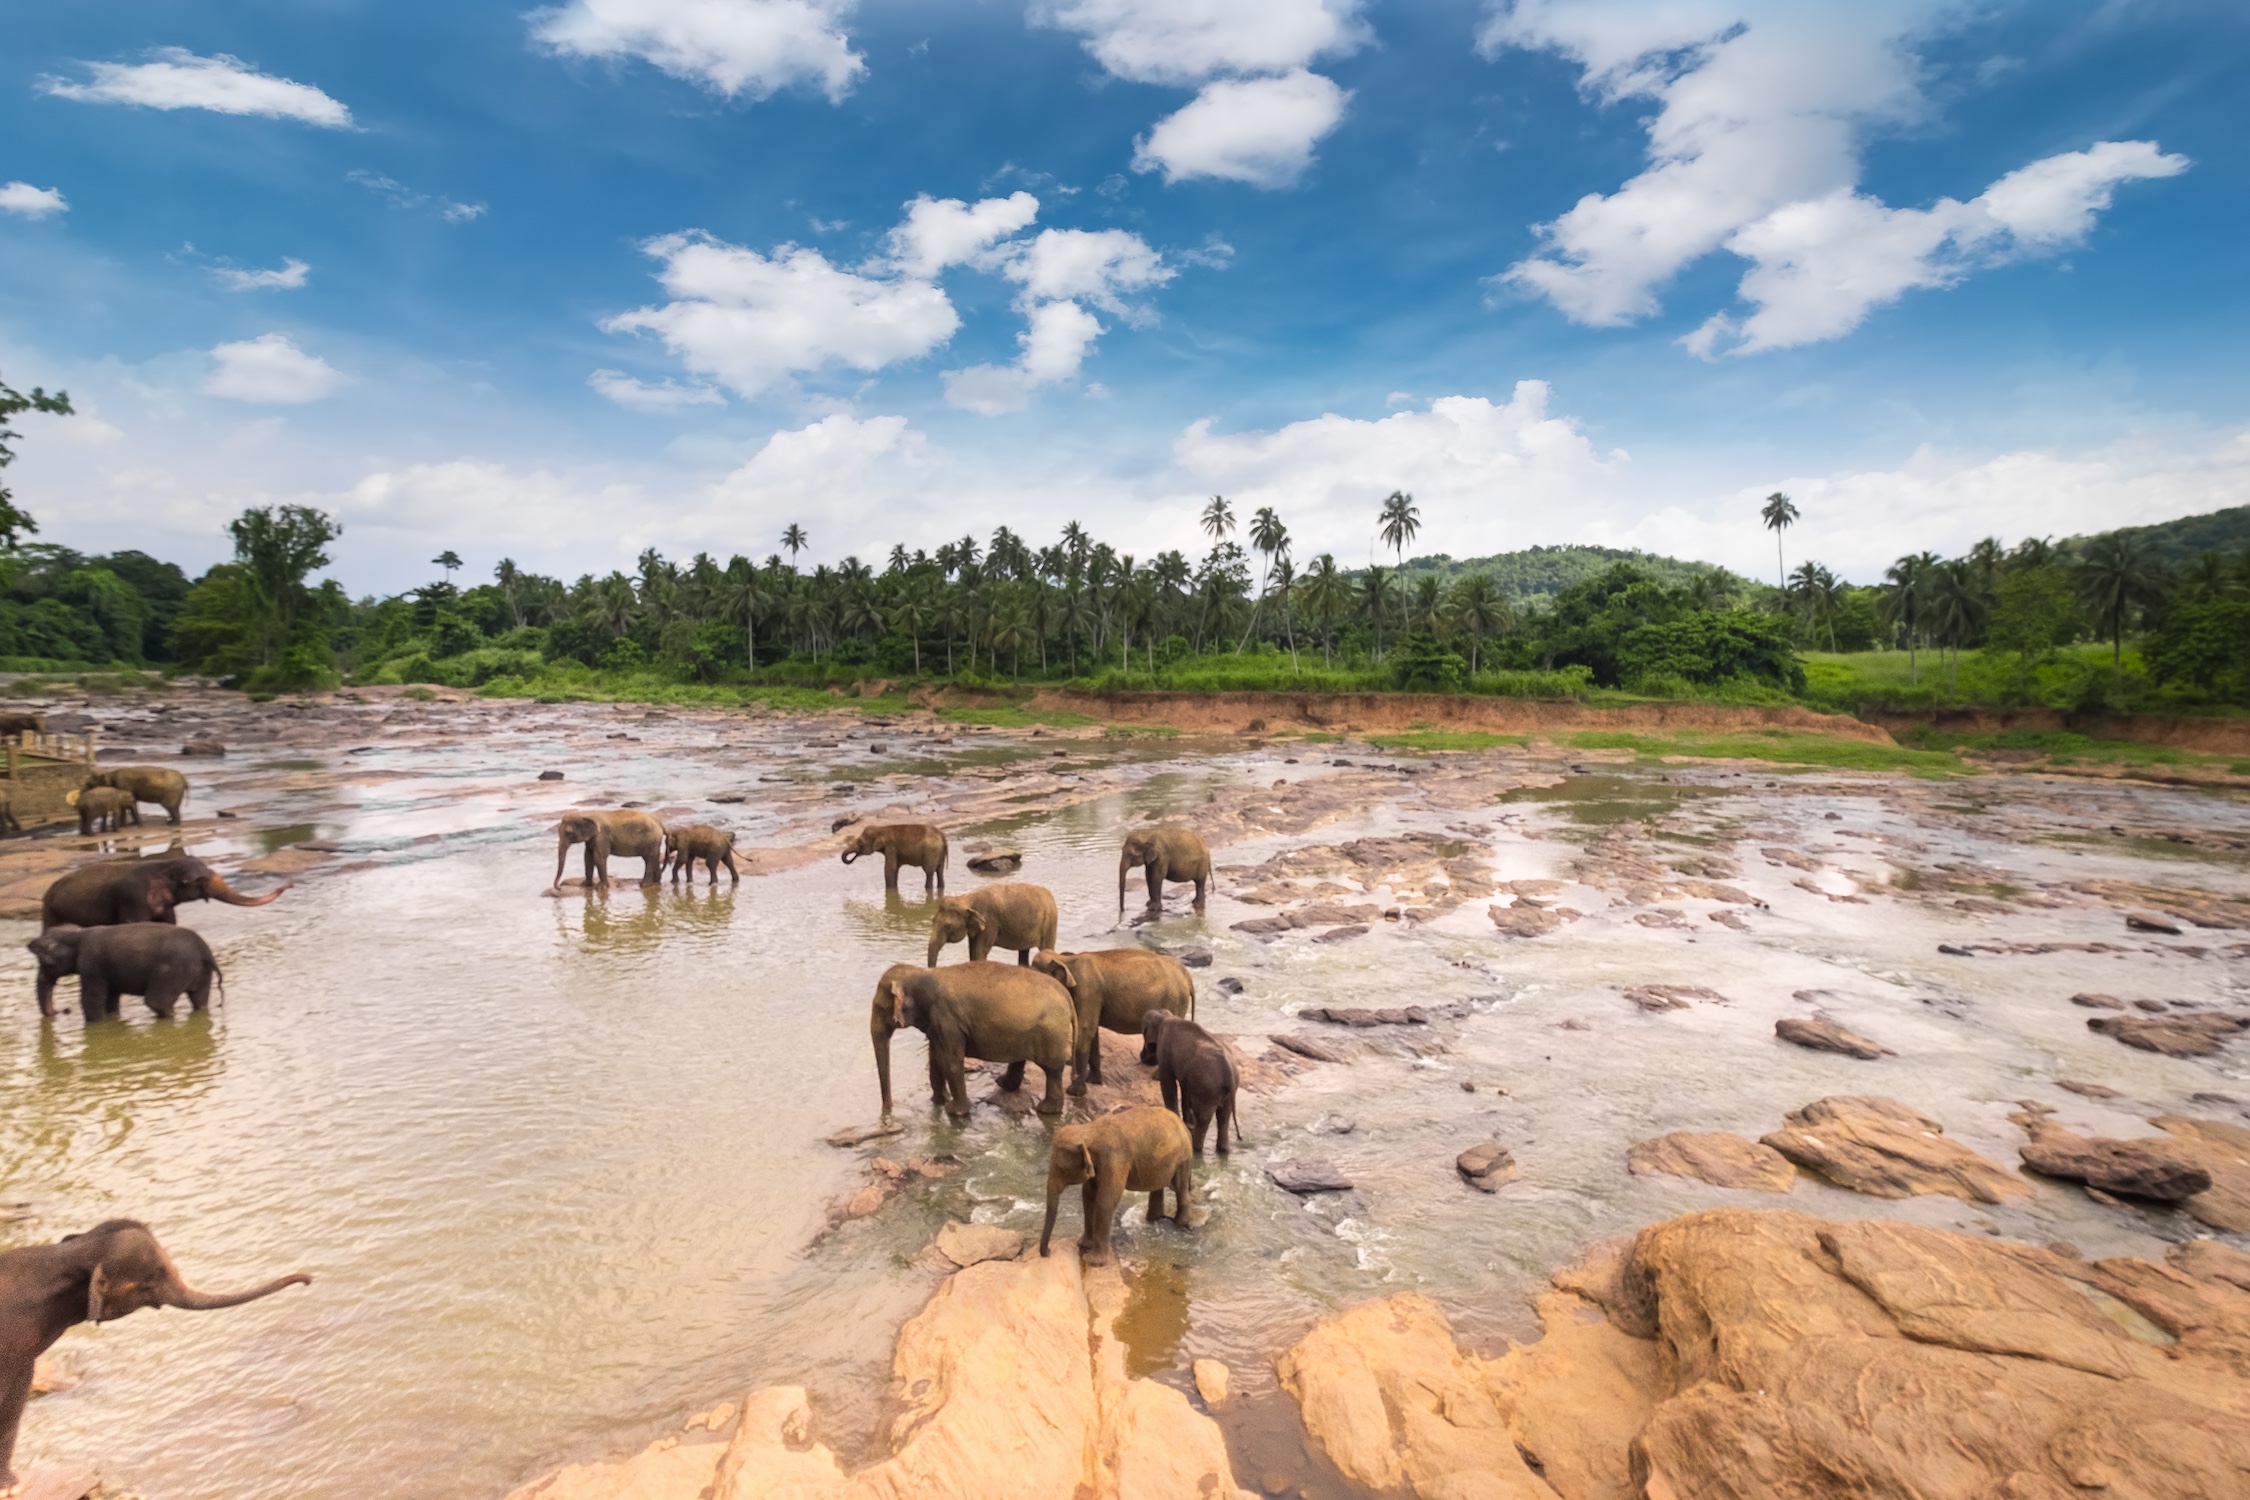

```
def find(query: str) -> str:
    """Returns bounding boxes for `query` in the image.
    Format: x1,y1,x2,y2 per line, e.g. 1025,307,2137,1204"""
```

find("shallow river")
0,700,2245,1497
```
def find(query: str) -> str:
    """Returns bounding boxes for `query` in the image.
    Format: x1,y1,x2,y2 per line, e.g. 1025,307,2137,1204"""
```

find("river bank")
0,684,2242,1497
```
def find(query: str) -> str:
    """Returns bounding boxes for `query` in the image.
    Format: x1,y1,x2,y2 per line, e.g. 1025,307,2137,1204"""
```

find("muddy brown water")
0,700,2246,1497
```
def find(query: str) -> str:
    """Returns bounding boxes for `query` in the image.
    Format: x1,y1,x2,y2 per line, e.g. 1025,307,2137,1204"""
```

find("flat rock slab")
1628,1131,1797,1192
1268,1159,1354,1194
2125,910,2183,934
13,1466,99,1500
1456,1142,1518,1192
2057,1080,2120,1100
1300,1003,1468,1027
1270,1034,1349,1064
1487,903,1582,938
1762,1095,2028,1204
1775,1016,1893,1060
1624,984,1728,1012
2016,1123,2211,1202
827,1121,905,1148
2151,1115,2250,1232
2070,993,2126,1009
2088,1012,2249,1058
933,1221,1025,1268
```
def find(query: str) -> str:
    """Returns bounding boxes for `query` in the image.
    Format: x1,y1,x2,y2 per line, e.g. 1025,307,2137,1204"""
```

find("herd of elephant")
0,761,308,1489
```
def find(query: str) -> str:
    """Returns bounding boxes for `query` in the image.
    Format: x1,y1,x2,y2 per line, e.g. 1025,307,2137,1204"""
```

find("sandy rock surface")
1773,1015,1893,1059
1626,1131,1796,1192
1760,1095,2028,1203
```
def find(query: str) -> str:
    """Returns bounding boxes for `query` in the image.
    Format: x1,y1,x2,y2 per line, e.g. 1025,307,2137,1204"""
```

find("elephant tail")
213,958,226,1005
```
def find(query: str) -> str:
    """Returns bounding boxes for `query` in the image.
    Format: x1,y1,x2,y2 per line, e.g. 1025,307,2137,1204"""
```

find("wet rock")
1270,1034,1347,1064
2088,1012,2249,1058
1304,1005,1425,1027
966,848,1023,873
931,1221,1025,1269
829,812,862,832
1456,1142,1518,1192
708,791,745,803
1622,984,1726,1012
1936,943,1977,956
1486,903,1581,938
1312,923,1369,943
537,770,565,782
1774,1016,1894,1060
1193,1359,1230,1409
180,739,225,756
2126,909,2183,934
2012,1116,2212,1202
2057,1080,2121,1100
1761,1095,2028,1203
1627,1132,1797,1192
2150,1115,2250,1232
826,1121,904,1148
1707,909,1750,931
1267,1159,1353,1194
2071,992,2126,1009
1215,977,1243,996
1173,947,1213,969
2134,998,2172,1013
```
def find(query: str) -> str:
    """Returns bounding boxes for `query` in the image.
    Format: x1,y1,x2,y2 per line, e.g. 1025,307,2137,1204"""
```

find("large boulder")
1760,1095,2027,1203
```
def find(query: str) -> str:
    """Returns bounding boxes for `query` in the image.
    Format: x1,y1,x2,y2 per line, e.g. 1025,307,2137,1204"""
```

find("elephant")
925,884,1058,967
41,855,284,931
1141,1013,1240,1157
664,823,740,886
85,766,189,825
870,960,1077,1118
1031,948,1194,1090
29,923,222,1022
0,712,45,737
75,785,138,835
841,822,948,893
0,1219,309,1488
553,810,667,889
1039,1106,1194,1266
1119,828,1211,914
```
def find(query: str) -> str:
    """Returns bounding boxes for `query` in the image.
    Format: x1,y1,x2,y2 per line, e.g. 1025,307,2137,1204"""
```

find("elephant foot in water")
997,1061,1027,1092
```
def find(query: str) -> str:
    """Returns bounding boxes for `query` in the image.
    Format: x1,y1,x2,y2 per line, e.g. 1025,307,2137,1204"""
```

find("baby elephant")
77,785,138,835
1040,1105,1194,1266
1141,1013,1241,1156
664,823,740,886
28,923,222,1022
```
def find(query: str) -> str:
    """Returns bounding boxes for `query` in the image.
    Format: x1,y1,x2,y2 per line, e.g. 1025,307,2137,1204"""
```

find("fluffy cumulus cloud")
883,191,1039,279
43,48,352,127
944,228,1171,413
1174,381,1622,553
530,0,865,101
1484,2,2185,349
202,334,346,403
0,183,67,220
215,258,311,292
1046,0,1365,187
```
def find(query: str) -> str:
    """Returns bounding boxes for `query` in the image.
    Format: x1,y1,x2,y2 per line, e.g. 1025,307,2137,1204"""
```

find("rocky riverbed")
0,683,2243,1499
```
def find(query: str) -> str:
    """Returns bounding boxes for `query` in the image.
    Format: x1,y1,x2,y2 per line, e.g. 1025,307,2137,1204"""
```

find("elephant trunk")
206,874,285,907
873,1030,894,1114
164,1271,312,1311
840,849,859,864
1118,852,1132,914
925,932,944,968
553,837,572,889
1039,1175,1062,1258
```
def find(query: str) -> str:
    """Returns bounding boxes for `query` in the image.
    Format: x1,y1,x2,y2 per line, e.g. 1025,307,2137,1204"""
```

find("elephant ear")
86,1263,110,1323
143,876,177,919
888,980,911,1027
967,909,990,938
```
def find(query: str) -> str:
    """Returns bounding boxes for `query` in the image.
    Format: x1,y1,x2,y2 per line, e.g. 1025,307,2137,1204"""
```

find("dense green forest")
3,377,2245,712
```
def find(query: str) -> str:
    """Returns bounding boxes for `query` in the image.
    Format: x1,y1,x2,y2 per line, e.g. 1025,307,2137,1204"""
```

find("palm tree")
887,579,934,673
988,594,1029,681
1880,551,1936,683
1760,491,1799,590
1360,564,1396,660
1269,555,1300,667
1925,560,1988,691
1447,572,1513,673
1200,496,1234,546
2181,550,2230,603
1788,561,1844,651
781,524,808,568
1239,506,1289,649
433,549,462,581
495,557,525,628
719,557,767,667
2073,533,2168,669
1378,491,1420,565
1302,554,1347,664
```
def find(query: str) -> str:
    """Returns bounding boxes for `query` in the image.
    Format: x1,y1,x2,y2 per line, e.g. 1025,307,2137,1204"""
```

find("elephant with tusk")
41,855,285,931
0,1219,310,1488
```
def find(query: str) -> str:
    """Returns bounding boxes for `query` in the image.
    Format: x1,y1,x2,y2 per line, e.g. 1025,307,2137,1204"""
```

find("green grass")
1367,730,1531,752
1562,728,1967,775
933,703,1098,729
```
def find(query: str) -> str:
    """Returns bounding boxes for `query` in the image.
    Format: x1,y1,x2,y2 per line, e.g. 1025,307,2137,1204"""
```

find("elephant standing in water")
1031,947,1194,1090
869,960,1077,1118
1142,1013,1240,1157
925,884,1057,967
75,786,137,835
553,811,667,889
0,1220,310,1488
41,856,284,930
1040,1106,1194,1265
1119,828,1211,914
664,823,740,886
84,766,190,825
841,822,948,892
29,923,222,1021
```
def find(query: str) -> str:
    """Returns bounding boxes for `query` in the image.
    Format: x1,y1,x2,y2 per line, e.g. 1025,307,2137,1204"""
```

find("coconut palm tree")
1447,572,1513,673
1378,491,1420,565
1360,564,1396,660
1199,496,1234,546
1760,491,1799,590
781,524,807,568
1880,551,1937,683
1925,560,1988,691
887,579,934,673
1239,506,1289,649
495,558,526,628
2073,533,2168,669
1302,554,1347,664
719,556,767,667
1788,561,1845,651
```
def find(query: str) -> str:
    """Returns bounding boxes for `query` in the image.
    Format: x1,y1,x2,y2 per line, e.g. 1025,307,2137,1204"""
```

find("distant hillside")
1393,543,1747,601
2069,504,2250,564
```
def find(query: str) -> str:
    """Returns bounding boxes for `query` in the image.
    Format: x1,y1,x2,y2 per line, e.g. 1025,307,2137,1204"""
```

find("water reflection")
563,884,741,949
839,889,942,945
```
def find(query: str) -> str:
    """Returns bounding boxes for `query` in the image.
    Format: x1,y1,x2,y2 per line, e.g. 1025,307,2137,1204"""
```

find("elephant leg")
1086,1178,1124,1263
1145,863,1163,907
1159,1073,1179,1114
726,855,740,887
968,936,991,964
189,974,213,1012
79,977,111,1024
1077,1182,1098,1251
1188,1106,1210,1157
998,1060,1027,1092
641,854,662,886
883,852,900,890
927,1046,947,1106
1088,1029,1104,1085
1193,875,1208,911
166,800,181,825
1015,947,1031,967
145,979,184,1020
1171,1162,1194,1225
1036,1063,1065,1116
944,1055,972,1119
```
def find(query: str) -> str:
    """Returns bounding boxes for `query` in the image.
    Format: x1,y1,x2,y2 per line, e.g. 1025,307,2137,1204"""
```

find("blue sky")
1,0,2244,594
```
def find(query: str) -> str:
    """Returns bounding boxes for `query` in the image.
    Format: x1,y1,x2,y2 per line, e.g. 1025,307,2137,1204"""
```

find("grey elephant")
1031,947,1194,1090
85,765,190,825
869,960,1077,1118
1039,1105,1194,1265
553,810,667,888
28,923,222,1022
841,822,948,892
1141,1013,1240,1156
1119,828,1211,913
664,823,740,886
76,785,138,835
925,883,1058,967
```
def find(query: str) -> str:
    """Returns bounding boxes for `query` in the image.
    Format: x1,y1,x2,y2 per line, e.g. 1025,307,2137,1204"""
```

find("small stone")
1460,1080,1475,1092
1937,944,1977,956
2071,993,2126,1010
1175,947,1214,969
1267,1159,1353,1194
843,1185,888,1219
709,791,746,803
181,739,225,756
1456,1142,1518,1192
826,1121,905,1147
1217,977,1244,996
831,813,863,832
1775,1016,1894,1060
537,770,565,781
1193,1358,1231,1408
1263,1472,1290,1495
932,1220,1024,1268
1312,924,1369,943
2125,910,2183,934
2088,1012,2249,1058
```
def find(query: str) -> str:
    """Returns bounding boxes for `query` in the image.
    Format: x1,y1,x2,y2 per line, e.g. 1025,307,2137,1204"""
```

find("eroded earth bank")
0,685,2244,1499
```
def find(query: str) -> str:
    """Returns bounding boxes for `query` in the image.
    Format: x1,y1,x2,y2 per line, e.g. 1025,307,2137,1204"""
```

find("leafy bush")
1391,635,1468,693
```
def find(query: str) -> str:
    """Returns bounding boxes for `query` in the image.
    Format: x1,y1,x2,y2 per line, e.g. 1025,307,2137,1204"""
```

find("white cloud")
441,200,488,223
43,48,352,127
999,227,1171,309
1687,141,2189,356
1043,0,1366,84
0,183,67,220
944,301,1106,414
883,191,1039,278
603,231,959,397
1044,0,1364,188
203,334,346,404
529,0,865,101
216,258,311,292
707,413,925,508
1133,69,1349,186
588,368,727,411
943,229,1169,412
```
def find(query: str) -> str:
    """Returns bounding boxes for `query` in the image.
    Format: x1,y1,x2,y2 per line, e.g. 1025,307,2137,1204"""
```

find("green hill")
1394,544,1746,601
2070,504,2250,564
